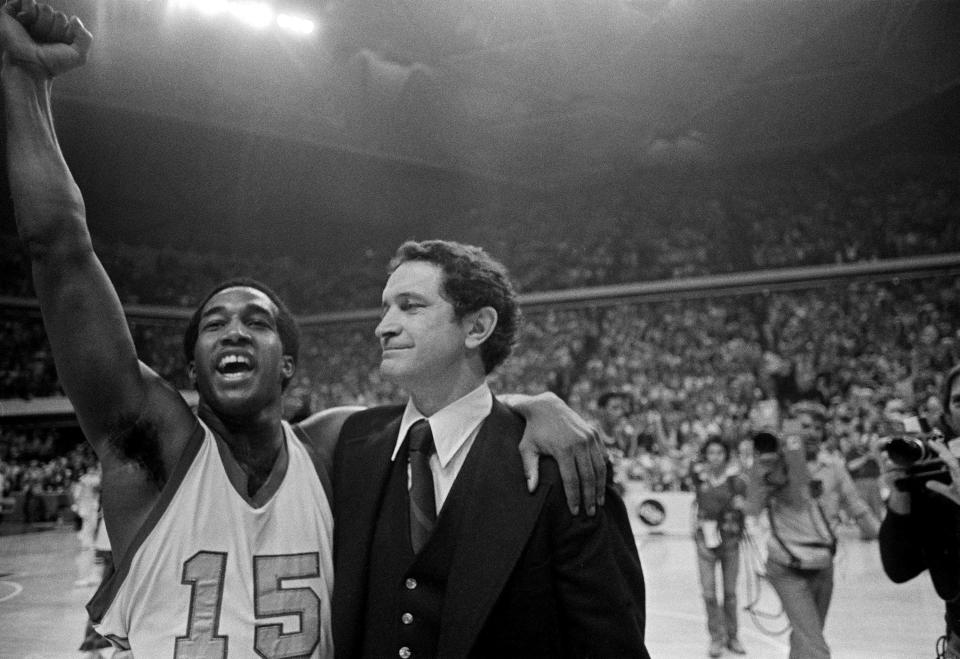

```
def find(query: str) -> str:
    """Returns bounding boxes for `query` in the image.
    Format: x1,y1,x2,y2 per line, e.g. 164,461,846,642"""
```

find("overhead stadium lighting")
276,13,315,35
168,0,318,37
228,0,273,28
192,0,228,15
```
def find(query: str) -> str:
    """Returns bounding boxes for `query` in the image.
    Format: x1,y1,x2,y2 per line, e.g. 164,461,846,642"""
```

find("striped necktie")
406,419,436,554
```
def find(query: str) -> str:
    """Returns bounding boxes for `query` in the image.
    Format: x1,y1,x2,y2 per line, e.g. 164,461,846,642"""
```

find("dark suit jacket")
332,399,649,658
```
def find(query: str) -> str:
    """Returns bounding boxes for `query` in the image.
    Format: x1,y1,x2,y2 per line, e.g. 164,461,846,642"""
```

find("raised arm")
836,462,879,539
1,1,191,456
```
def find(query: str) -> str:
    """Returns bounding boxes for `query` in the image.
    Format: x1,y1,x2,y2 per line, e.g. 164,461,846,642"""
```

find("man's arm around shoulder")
296,404,408,455
295,404,408,482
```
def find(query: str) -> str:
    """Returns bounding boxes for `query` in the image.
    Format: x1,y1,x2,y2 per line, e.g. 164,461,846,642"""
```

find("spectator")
596,391,635,459
689,437,747,657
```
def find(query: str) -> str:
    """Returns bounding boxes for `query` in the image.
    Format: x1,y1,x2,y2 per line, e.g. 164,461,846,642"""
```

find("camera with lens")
881,416,951,492
749,423,811,507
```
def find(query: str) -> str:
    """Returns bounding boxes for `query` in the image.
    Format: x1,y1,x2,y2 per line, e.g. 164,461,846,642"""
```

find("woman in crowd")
690,437,748,657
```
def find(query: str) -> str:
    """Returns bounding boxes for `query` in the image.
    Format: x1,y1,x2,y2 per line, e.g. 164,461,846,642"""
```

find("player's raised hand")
1,0,91,77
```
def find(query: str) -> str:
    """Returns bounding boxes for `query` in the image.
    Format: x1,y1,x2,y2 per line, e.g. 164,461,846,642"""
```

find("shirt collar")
391,383,493,467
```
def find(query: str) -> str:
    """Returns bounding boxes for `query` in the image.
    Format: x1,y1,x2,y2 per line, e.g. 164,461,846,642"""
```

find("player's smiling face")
190,286,293,417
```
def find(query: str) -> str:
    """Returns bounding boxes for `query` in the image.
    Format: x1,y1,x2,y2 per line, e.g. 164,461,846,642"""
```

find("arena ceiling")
4,0,960,255
48,0,960,181
325,0,960,185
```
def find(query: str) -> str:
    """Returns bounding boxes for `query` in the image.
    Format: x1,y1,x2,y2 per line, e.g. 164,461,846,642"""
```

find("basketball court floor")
0,524,944,657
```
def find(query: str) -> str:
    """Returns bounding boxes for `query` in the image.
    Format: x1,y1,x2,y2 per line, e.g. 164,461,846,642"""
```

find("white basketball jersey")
92,420,334,658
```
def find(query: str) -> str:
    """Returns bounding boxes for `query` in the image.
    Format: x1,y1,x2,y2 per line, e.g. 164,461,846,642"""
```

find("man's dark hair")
182,277,300,390
389,240,521,374
598,391,631,411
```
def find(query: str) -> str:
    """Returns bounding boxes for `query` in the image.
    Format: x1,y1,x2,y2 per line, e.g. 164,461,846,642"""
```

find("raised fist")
1,0,92,77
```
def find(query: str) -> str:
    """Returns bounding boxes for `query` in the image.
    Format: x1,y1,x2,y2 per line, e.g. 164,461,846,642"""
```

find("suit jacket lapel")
438,401,550,657
333,414,402,658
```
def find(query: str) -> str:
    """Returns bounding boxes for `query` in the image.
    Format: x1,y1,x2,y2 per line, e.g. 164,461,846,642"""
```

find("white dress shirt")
391,382,493,512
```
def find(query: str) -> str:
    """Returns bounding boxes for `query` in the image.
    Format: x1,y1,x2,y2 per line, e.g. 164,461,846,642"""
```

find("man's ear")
188,361,197,385
281,355,296,380
464,307,498,350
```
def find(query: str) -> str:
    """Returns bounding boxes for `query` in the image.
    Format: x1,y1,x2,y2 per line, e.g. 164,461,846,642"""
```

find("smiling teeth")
218,354,251,369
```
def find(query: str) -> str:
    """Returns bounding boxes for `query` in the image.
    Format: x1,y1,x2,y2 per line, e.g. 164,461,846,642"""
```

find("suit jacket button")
399,647,412,658
401,612,414,625
405,578,417,590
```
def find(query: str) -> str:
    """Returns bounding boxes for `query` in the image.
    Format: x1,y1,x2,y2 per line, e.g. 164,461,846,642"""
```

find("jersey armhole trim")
293,423,334,505
87,419,206,623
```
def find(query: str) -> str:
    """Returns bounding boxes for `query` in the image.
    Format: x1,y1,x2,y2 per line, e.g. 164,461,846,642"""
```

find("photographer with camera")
690,437,748,657
745,401,880,659
880,364,960,658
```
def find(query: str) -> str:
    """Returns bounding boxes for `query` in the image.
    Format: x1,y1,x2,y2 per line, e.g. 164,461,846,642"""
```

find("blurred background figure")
596,390,636,493
78,509,114,658
746,403,880,659
68,461,113,656
689,437,747,657
71,463,101,588
80,514,114,659
597,390,635,459
837,402,885,530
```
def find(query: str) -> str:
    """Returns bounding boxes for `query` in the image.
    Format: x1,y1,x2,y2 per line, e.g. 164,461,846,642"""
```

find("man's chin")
202,385,270,415
379,360,412,386
209,394,250,413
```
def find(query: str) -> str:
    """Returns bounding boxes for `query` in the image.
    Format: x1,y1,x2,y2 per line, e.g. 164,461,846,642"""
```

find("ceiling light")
276,13,315,35
192,0,228,15
229,1,273,28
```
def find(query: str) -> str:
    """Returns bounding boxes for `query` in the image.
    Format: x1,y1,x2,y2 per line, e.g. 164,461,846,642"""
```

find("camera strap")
766,498,837,569
814,500,838,556
766,505,804,569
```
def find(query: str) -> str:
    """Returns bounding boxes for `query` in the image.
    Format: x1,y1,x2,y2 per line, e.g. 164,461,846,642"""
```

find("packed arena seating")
0,434,95,495
3,155,960,495
6,276,958,410
0,319,60,398
6,275,958,491
2,154,959,311
0,429,97,523
453,155,960,290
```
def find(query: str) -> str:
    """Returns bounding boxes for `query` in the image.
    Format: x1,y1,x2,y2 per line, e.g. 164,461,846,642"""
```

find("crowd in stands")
293,275,960,492
3,154,959,312
1,319,60,398
2,154,960,504
4,274,957,501
0,429,98,523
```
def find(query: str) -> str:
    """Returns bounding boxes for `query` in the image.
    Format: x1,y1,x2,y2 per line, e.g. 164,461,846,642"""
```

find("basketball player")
0,3,605,656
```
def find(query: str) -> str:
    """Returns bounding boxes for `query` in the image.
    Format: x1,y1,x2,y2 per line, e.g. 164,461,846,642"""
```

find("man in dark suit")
332,240,650,658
